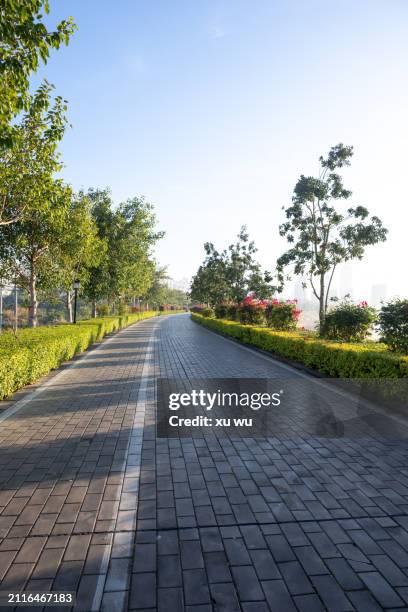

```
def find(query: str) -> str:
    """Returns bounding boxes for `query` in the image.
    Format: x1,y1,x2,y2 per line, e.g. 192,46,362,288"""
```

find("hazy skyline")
38,0,408,301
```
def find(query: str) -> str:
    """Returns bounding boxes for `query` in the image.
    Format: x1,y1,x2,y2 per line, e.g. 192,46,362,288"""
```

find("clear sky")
38,0,408,302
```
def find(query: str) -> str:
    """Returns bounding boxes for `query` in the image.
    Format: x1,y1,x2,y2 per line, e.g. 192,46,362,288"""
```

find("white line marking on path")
90,321,159,611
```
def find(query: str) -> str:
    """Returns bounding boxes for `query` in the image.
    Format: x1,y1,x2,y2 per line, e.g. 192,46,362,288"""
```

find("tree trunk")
66,291,73,323
28,260,38,328
91,300,97,318
319,273,325,335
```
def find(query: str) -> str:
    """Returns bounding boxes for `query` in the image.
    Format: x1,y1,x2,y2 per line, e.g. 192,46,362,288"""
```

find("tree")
56,192,105,322
277,143,388,332
83,190,164,316
82,188,115,316
145,266,187,307
0,0,75,146
190,227,276,305
113,197,164,302
0,82,68,226
0,180,72,326
0,86,71,326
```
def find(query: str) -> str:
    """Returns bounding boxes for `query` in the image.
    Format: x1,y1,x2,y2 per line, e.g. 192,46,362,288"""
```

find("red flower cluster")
241,294,302,323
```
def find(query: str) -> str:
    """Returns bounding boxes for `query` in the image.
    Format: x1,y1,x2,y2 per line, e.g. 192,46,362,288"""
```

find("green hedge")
191,313,408,379
0,312,158,400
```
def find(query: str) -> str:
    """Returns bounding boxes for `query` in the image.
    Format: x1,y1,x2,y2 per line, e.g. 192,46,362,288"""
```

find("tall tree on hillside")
277,143,388,332
0,0,75,146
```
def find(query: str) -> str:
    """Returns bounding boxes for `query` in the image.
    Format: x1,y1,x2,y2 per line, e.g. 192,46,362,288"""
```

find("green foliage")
190,227,277,306
97,304,110,317
145,266,187,307
378,299,408,354
0,83,69,227
0,0,76,146
277,143,387,331
322,300,377,342
57,192,105,289
237,303,265,325
214,303,230,319
83,189,163,309
190,305,214,317
192,314,408,379
265,302,299,331
0,311,158,399
226,304,239,320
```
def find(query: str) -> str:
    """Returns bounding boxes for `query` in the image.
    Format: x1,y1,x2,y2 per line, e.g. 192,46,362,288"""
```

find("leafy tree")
0,180,72,326
277,144,388,332
145,266,187,307
82,188,115,316
144,265,169,306
113,196,164,302
190,252,230,306
0,85,71,326
0,0,75,146
83,189,164,315
0,82,68,226
190,227,276,306
56,192,105,322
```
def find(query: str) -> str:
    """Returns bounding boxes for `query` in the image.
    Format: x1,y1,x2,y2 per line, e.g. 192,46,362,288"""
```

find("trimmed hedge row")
191,314,408,379
0,312,158,400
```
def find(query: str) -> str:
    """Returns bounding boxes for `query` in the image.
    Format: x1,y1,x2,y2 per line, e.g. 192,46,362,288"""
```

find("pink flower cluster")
358,301,369,308
241,294,301,321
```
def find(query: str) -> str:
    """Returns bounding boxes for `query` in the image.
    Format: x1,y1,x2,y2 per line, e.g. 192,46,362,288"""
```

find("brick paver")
1,313,408,610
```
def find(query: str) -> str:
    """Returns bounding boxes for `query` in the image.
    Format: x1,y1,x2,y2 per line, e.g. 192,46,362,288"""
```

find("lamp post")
73,279,80,324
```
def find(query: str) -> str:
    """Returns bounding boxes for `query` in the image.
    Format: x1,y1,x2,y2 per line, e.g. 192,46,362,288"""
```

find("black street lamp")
73,279,80,324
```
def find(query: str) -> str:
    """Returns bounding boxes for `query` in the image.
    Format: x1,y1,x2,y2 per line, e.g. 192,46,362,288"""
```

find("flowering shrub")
378,299,408,354
190,305,214,317
236,294,267,325
265,299,301,331
227,304,239,320
192,314,408,379
322,300,377,342
214,303,230,319
212,295,302,329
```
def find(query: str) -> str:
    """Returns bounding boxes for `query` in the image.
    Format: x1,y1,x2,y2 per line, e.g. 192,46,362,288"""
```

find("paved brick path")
1,314,408,611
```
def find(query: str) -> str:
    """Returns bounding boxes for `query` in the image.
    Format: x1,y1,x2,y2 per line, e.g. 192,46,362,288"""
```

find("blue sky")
38,0,408,301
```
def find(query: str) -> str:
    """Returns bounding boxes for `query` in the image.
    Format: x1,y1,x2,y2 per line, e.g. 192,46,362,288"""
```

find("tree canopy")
277,143,388,330
190,227,277,306
0,82,68,227
0,0,75,146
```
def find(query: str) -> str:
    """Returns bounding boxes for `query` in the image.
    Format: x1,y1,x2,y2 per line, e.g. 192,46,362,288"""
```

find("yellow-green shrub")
191,313,408,379
0,312,158,400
